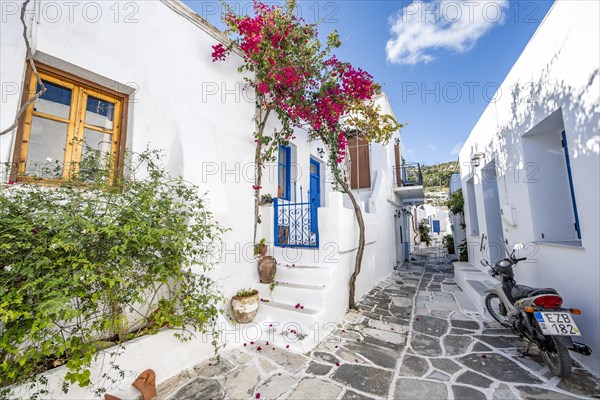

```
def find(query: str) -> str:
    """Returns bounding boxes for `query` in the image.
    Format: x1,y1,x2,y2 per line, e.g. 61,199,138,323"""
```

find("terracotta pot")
231,290,259,323
256,243,268,257
258,256,277,284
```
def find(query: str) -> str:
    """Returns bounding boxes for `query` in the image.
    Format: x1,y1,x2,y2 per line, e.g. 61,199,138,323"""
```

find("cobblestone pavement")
157,257,599,399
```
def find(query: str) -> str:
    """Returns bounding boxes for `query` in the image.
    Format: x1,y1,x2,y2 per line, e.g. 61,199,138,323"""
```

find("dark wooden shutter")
394,143,401,186
349,137,371,189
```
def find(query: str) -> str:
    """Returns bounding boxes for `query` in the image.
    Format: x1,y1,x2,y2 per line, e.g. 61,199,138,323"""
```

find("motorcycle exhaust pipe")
570,342,592,356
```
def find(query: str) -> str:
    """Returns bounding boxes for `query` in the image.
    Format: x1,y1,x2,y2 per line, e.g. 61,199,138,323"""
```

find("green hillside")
421,161,460,192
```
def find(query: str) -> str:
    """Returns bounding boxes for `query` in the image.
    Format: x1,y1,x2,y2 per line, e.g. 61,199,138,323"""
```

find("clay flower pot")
258,256,277,284
231,290,259,323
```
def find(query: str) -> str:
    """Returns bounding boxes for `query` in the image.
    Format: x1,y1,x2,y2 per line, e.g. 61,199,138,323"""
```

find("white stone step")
453,261,498,314
251,300,330,353
256,281,328,310
271,247,341,267
274,264,334,286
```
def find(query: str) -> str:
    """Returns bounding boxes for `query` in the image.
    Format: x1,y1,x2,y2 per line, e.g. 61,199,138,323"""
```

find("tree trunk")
336,175,365,310
252,108,271,245
253,142,262,245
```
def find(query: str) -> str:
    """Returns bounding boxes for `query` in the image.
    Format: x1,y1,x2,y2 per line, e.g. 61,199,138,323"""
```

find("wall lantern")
394,138,400,145
317,147,325,158
470,152,485,167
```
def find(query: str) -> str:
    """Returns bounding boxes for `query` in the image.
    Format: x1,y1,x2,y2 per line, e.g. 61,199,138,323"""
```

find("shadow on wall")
485,43,599,171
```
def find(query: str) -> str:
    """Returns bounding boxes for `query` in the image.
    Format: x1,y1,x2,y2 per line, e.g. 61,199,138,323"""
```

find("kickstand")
520,340,531,358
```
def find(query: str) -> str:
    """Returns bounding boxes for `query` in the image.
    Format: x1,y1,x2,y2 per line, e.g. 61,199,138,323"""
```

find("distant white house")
448,172,466,256
455,0,599,373
0,0,422,397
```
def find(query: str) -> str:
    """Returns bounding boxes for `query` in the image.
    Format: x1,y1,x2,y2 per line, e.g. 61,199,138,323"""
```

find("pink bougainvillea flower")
257,346,262,351
250,341,255,345
256,393,261,399
266,341,269,345
335,362,340,367
211,43,227,62
286,345,290,349
7,181,15,185
244,343,247,346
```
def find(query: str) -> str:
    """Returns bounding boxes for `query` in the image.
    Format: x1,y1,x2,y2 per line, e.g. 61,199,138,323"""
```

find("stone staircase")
250,247,347,353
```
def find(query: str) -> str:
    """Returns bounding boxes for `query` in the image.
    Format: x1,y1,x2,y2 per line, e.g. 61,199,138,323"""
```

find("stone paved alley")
157,255,599,399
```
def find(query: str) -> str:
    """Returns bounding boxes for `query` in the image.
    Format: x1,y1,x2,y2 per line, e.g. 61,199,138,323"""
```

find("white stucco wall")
459,0,600,372
1,0,403,397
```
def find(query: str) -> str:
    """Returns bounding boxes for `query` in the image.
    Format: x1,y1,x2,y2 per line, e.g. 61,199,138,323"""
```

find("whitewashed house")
0,0,416,397
455,0,599,373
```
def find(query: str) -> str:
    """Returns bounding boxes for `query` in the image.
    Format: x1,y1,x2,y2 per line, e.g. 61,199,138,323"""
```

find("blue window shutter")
278,145,291,200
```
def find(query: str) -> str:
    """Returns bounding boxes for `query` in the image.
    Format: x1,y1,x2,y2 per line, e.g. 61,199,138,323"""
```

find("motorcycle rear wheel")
485,294,510,327
541,336,572,378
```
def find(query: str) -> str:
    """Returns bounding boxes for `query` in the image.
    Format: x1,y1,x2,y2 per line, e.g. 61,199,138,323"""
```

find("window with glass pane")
15,68,125,184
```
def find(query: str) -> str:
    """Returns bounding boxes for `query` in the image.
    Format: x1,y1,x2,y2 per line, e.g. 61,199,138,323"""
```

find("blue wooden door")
309,159,320,233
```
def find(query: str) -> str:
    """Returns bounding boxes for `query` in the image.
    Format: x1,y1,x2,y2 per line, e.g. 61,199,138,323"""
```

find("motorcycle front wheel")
485,294,510,327
540,336,572,378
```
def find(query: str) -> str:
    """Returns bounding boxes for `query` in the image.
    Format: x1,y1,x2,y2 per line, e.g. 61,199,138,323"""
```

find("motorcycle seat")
512,285,558,301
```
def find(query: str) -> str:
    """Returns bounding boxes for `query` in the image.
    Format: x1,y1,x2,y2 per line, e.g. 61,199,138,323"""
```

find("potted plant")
443,234,455,254
231,289,259,323
259,194,274,205
254,238,268,257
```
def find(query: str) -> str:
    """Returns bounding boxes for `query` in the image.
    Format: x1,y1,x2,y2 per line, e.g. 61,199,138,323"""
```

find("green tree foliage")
421,161,459,191
418,219,432,247
447,189,464,216
0,149,225,395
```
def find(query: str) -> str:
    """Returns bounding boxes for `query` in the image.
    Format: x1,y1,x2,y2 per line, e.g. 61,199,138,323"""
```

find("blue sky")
183,0,555,166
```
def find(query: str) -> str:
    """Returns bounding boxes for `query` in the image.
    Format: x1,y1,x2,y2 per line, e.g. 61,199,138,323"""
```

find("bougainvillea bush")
214,0,401,307
0,149,225,395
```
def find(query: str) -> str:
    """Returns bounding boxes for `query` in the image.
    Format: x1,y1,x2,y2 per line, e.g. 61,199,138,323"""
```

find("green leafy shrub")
418,219,432,247
458,239,469,262
447,189,464,215
0,149,225,395
442,234,455,254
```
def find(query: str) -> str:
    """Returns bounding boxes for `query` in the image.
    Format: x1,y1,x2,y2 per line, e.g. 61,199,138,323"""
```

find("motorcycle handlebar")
515,257,527,262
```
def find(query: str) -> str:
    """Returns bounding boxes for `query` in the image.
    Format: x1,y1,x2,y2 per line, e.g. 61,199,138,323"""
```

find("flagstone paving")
157,255,599,399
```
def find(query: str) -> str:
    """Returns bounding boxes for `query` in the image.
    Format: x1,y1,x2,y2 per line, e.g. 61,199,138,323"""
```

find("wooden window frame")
10,63,129,185
349,136,371,190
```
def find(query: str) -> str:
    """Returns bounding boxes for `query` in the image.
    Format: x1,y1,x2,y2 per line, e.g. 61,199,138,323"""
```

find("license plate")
534,312,581,336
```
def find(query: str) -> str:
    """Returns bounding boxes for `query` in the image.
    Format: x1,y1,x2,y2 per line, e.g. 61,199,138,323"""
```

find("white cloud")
426,144,437,151
386,0,509,65
450,141,464,155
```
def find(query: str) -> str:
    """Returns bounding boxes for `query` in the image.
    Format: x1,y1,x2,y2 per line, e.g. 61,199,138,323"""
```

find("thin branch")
0,0,46,137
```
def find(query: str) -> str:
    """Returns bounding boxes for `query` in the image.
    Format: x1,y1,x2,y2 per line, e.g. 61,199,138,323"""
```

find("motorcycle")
482,242,592,378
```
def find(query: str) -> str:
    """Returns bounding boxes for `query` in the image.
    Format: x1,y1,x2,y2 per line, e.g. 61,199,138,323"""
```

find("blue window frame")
278,145,291,200
562,131,581,239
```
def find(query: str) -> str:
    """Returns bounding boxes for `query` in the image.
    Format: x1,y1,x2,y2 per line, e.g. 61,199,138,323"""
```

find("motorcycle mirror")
480,260,489,267
513,242,525,251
